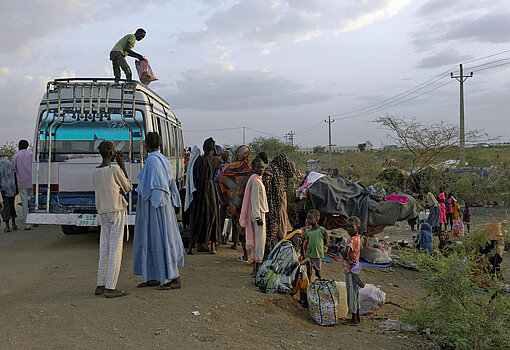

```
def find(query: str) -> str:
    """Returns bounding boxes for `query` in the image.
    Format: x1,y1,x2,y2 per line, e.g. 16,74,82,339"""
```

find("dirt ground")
1,206,508,349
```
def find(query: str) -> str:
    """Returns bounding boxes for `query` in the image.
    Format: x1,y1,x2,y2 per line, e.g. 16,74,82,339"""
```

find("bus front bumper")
26,213,136,226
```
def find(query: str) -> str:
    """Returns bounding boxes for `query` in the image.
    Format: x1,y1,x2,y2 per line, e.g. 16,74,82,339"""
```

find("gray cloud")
0,0,161,67
177,0,411,47
416,49,473,69
163,63,333,111
411,1,510,51
442,13,510,43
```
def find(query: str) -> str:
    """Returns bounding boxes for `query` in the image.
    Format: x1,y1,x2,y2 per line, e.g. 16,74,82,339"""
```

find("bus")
26,78,184,234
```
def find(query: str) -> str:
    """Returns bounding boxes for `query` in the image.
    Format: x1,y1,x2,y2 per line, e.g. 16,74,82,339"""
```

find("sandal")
137,280,159,288
236,257,247,262
94,286,105,295
157,277,182,290
104,289,128,298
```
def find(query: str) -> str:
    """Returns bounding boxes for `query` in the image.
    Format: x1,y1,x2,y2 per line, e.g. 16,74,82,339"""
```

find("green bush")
0,141,17,160
400,232,510,349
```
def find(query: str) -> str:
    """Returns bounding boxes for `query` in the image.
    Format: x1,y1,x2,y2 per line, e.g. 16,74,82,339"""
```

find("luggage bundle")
307,279,340,326
135,59,158,86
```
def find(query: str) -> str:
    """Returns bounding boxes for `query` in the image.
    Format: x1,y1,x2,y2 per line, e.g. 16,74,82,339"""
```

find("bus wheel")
74,226,89,234
61,225,76,235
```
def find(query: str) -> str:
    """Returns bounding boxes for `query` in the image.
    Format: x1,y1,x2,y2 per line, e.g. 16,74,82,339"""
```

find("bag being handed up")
307,279,340,326
135,59,158,86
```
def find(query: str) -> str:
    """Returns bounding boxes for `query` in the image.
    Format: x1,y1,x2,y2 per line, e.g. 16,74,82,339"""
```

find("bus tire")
61,225,76,235
74,226,89,234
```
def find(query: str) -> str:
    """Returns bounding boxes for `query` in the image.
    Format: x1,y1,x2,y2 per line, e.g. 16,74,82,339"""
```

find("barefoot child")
341,216,362,325
240,158,269,276
93,141,132,298
304,209,328,280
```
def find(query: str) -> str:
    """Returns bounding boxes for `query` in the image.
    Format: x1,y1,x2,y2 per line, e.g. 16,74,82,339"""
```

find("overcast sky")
1,0,510,149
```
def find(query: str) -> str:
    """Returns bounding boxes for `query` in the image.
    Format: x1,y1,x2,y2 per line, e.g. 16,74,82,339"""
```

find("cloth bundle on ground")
359,284,386,315
359,246,392,264
307,278,340,326
135,59,158,86
254,230,304,294
307,176,421,233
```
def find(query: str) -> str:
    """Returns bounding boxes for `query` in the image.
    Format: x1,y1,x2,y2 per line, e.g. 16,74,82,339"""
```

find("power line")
461,48,510,65
335,80,456,121
246,127,282,139
471,61,510,74
464,56,510,71
183,126,243,132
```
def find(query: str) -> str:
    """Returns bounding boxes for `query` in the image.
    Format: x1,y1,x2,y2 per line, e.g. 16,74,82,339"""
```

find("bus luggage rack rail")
35,79,145,214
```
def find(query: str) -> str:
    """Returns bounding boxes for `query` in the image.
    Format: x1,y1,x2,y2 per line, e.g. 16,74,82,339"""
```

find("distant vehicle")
27,78,184,234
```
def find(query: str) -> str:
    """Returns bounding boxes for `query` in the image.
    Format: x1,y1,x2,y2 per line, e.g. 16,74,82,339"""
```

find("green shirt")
111,34,136,57
305,226,328,259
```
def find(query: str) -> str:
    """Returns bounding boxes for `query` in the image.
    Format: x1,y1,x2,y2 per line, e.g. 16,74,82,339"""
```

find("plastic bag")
359,283,386,315
307,279,340,326
135,59,158,86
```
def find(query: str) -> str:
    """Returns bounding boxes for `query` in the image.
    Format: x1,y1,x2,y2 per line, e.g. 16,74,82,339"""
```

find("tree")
248,137,297,160
357,143,366,152
375,115,489,173
313,146,326,154
0,141,17,160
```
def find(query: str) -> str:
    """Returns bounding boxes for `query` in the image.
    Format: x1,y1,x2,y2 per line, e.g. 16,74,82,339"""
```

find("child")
463,203,471,234
438,230,453,255
304,209,328,280
240,158,269,276
93,141,132,298
341,216,362,326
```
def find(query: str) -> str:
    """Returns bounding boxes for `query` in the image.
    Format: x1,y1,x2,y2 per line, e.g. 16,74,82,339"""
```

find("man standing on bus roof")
109,28,146,81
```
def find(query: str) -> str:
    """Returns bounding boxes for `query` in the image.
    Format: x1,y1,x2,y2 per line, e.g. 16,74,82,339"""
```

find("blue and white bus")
27,78,184,234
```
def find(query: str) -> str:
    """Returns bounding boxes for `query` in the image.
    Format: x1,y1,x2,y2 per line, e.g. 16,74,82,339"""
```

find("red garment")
216,146,252,219
447,197,454,214
341,235,360,273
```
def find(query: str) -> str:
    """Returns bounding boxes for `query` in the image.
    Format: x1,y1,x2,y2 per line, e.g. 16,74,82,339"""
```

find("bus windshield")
38,111,144,162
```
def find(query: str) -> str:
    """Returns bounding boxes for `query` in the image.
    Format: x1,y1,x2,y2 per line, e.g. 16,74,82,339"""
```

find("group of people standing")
0,140,33,232
184,137,295,275
93,132,183,298
424,187,471,235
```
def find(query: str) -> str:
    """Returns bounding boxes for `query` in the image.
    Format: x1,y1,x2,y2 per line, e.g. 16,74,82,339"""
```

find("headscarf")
184,145,201,211
203,137,215,154
215,145,223,156
137,151,180,208
216,145,253,218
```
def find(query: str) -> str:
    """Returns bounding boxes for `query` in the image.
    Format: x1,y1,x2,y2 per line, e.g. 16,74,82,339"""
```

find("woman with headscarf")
188,137,222,254
216,150,234,244
217,145,253,259
263,153,294,257
132,132,184,290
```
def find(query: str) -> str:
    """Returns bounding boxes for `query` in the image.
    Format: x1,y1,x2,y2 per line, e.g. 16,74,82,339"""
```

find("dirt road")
0,223,434,350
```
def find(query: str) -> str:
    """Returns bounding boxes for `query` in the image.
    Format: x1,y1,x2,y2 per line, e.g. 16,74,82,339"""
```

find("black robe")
189,153,221,247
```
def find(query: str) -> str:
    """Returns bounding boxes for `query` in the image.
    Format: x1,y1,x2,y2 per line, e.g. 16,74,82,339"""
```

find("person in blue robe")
133,132,184,289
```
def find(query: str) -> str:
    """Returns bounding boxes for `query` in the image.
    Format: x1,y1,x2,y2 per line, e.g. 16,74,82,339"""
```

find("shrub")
401,231,510,349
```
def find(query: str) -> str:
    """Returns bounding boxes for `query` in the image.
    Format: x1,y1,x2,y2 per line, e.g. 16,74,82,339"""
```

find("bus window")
169,124,175,156
38,110,144,162
160,120,170,157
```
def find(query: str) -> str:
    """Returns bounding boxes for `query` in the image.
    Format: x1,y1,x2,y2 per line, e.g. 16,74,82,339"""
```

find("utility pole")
287,131,295,147
324,116,335,161
242,126,246,145
451,64,473,167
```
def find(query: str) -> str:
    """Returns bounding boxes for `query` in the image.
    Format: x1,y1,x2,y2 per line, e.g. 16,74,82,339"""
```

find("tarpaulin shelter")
307,176,421,234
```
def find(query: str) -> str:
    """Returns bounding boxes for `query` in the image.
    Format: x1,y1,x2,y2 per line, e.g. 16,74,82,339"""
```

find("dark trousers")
109,51,132,80
1,196,17,222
